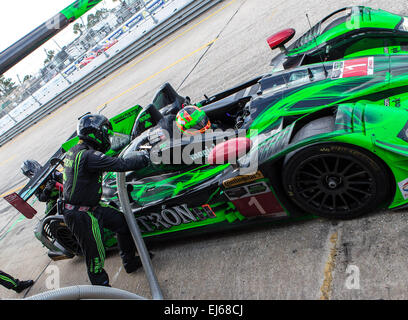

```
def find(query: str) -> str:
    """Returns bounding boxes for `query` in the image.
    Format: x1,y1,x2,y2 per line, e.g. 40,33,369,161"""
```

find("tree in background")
87,8,110,29
23,75,33,82
73,22,85,37
0,75,16,97
43,50,55,65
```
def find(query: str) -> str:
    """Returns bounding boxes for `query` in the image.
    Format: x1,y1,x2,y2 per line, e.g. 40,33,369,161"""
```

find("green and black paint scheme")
12,7,408,260
16,104,143,260
0,0,103,75
23,50,408,260
114,51,408,241
269,6,408,72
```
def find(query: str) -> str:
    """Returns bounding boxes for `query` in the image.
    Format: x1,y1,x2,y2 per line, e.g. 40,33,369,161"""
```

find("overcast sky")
0,0,117,81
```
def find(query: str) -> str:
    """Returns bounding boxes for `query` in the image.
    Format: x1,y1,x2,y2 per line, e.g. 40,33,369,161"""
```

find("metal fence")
0,0,223,147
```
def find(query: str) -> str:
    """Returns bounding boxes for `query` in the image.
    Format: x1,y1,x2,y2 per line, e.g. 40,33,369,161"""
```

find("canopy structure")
0,0,103,75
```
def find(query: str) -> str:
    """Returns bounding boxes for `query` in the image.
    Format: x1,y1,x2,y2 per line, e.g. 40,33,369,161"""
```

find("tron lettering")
173,204,198,223
161,208,181,225
136,204,216,233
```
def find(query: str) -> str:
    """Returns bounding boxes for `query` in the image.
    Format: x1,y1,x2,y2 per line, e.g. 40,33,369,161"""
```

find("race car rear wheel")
49,220,82,256
282,143,391,220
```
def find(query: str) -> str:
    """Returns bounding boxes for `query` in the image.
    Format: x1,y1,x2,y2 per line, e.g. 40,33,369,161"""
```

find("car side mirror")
267,28,296,54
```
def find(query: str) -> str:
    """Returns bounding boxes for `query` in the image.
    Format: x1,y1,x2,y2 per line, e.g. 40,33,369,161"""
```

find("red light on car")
55,182,64,192
207,137,252,165
267,28,296,52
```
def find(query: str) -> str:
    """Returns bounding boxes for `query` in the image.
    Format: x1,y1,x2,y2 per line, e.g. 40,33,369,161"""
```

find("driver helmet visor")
176,107,211,135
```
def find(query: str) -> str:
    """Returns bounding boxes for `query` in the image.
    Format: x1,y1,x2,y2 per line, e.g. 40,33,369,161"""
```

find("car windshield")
287,66,327,85
292,8,353,49
263,65,329,93
319,8,352,34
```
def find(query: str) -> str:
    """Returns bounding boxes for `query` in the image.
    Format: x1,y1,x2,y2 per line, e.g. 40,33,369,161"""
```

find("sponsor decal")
224,181,271,200
136,203,216,233
189,144,215,161
108,29,124,41
112,107,141,124
147,0,166,12
332,57,374,79
126,14,144,29
398,178,408,200
223,181,286,218
222,171,265,188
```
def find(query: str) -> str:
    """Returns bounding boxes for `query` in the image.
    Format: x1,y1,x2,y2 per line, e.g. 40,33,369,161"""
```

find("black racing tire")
284,116,335,164
49,220,82,256
282,116,391,219
282,143,391,220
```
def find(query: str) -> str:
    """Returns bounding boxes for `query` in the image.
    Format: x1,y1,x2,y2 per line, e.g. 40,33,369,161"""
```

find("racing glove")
45,179,57,191
122,150,151,170
38,179,57,202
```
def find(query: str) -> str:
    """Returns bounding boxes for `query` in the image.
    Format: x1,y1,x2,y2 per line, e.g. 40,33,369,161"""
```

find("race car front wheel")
282,143,391,220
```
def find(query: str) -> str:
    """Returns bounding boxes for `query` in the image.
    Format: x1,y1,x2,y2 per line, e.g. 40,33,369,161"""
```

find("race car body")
269,6,408,72
109,53,408,241
7,23,408,260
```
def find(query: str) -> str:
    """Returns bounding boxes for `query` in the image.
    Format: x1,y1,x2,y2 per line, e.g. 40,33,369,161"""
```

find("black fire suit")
0,270,32,292
62,142,149,286
0,270,20,290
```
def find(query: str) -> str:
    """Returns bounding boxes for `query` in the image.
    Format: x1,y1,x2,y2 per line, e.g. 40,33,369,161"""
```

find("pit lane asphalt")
1,0,408,300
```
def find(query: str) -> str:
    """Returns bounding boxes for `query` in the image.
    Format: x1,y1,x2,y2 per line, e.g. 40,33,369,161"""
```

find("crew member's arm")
85,150,150,173
37,179,57,202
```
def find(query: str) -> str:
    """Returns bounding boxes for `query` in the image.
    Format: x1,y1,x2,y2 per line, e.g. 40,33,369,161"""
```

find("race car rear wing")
2,144,65,218
3,192,37,219
17,147,66,202
17,129,77,203
3,144,67,218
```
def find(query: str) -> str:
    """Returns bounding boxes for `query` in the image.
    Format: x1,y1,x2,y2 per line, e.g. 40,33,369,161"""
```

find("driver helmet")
175,105,211,135
21,160,42,179
77,114,113,153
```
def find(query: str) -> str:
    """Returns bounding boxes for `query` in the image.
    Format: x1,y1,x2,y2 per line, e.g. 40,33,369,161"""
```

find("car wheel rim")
291,154,376,214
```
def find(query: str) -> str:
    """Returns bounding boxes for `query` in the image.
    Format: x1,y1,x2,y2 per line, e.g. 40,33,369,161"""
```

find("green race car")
7,10,408,261
268,6,408,71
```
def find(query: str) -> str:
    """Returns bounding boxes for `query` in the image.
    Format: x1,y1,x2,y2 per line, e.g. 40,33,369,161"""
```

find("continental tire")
282,143,391,220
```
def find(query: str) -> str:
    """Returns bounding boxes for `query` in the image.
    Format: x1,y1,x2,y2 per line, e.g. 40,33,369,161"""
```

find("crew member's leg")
94,204,145,273
0,270,34,293
63,209,109,286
